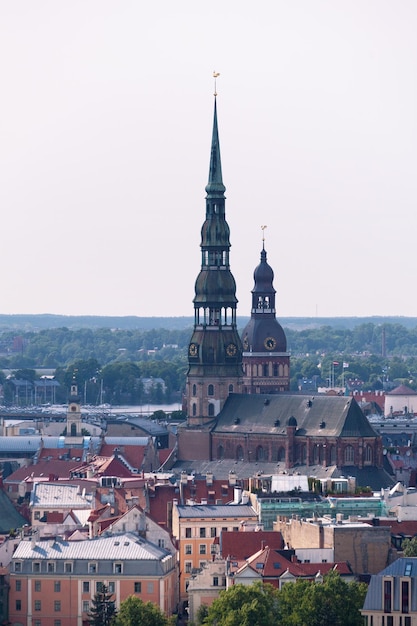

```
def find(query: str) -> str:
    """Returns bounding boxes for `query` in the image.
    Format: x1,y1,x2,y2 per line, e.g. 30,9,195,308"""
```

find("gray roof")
213,394,378,438
175,504,257,519
111,416,168,436
104,436,150,446
30,482,94,508
363,557,417,612
13,532,169,562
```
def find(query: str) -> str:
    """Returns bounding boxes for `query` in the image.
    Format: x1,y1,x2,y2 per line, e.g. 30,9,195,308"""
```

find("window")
134,582,141,593
192,384,197,396
402,579,410,613
213,576,219,587
158,539,165,548
15,580,21,591
35,600,42,611
210,527,216,537
83,581,90,593
83,601,90,613
200,544,207,555
208,384,214,396
185,561,192,573
35,580,41,592
34,511,41,520
229,384,234,393
89,563,97,574
233,527,239,532
200,528,206,538
208,403,215,417
114,563,122,574
54,621,61,626
185,528,192,538
34,621,41,626
344,445,354,464
54,581,61,592
383,579,392,613
147,582,154,594
54,601,61,612
185,544,192,555
16,599,22,611
33,562,41,573
386,617,393,626
96,582,104,593
47,562,55,573
65,562,73,573
108,582,115,594
15,562,22,572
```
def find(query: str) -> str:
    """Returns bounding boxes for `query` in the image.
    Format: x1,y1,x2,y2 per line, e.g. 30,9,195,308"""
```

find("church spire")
205,99,226,198
185,95,243,426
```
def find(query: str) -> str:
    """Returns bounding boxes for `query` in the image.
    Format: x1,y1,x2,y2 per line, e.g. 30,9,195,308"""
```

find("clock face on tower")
264,336,277,351
189,343,199,357
226,343,237,357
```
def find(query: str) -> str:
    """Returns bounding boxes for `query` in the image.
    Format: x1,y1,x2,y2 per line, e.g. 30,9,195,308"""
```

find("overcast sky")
1,1,416,319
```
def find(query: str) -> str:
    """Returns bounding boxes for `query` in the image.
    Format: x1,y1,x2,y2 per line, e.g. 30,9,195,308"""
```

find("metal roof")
30,482,94,508
13,532,169,562
175,503,257,518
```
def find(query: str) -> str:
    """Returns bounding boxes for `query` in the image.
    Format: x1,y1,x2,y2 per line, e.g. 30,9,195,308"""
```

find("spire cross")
213,71,220,96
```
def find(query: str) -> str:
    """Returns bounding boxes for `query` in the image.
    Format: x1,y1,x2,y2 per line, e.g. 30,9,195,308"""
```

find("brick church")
177,96,390,489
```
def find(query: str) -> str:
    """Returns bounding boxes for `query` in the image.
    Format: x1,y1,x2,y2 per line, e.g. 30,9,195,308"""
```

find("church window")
208,403,215,417
229,384,234,393
313,445,320,464
256,446,267,461
236,446,244,461
273,364,279,377
192,403,196,416
217,445,224,460
284,364,289,377
344,445,354,464
263,364,269,377
330,445,336,465
192,384,197,396
365,445,373,463
277,447,286,462
279,364,284,377
208,384,214,396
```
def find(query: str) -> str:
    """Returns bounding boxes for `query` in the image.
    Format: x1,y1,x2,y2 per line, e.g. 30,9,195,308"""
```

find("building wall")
274,518,391,575
177,428,211,461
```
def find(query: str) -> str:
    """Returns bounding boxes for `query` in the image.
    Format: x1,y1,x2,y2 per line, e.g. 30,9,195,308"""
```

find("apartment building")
9,532,177,626
171,502,258,601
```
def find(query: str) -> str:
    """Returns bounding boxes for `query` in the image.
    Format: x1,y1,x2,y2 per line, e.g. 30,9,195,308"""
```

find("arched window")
330,445,336,465
263,364,269,377
279,364,284,377
208,403,215,417
344,445,354,464
71,423,77,436
365,445,373,463
192,384,197,396
229,384,234,393
278,447,286,462
256,446,266,461
273,364,279,377
208,384,214,396
313,445,320,465
236,445,244,461
192,403,196,416
217,445,224,460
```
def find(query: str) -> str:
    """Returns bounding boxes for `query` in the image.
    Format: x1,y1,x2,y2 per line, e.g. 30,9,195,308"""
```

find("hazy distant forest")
0,315,417,406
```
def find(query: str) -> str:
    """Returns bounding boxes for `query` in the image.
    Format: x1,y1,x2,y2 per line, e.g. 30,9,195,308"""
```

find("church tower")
241,232,290,393
186,98,243,425
65,380,83,441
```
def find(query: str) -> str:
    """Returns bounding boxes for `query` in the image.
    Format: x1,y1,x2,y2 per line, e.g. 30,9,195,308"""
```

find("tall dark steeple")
241,231,290,393
186,97,243,426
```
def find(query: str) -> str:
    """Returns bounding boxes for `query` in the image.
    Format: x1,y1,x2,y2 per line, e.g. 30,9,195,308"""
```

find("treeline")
0,322,417,405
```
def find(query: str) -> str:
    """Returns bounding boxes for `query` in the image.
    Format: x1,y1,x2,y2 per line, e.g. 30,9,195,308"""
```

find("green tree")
204,582,280,626
402,536,417,556
113,595,170,626
277,570,367,626
87,584,117,625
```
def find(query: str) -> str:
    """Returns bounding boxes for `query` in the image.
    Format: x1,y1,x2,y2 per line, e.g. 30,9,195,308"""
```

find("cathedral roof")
213,394,378,438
